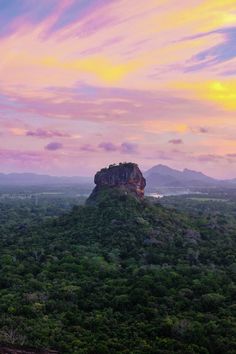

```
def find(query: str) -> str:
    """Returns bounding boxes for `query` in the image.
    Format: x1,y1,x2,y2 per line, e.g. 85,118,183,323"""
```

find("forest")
0,187,235,353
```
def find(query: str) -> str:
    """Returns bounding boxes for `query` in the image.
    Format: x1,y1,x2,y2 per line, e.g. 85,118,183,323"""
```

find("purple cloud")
80,144,97,152
168,139,183,145
44,142,63,151
120,142,138,154
45,0,110,38
98,141,138,154
199,127,208,133
99,142,117,152
0,0,58,38
5,84,220,127
0,149,42,161
184,27,236,72
196,154,223,162
226,153,236,159
26,128,70,138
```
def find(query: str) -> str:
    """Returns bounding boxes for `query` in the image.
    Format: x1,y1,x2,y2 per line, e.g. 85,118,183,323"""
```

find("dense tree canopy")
0,188,235,353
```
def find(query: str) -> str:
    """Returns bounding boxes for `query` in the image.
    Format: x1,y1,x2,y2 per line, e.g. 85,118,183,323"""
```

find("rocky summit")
87,162,146,203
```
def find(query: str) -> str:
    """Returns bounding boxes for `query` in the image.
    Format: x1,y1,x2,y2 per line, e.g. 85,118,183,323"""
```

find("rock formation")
87,162,146,203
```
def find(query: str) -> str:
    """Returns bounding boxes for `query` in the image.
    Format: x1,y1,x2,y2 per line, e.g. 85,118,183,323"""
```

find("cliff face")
87,163,146,203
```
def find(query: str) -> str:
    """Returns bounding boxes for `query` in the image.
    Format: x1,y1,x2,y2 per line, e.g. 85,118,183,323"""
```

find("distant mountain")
144,164,218,189
227,178,236,184
0,173,92,186
0,168,235,188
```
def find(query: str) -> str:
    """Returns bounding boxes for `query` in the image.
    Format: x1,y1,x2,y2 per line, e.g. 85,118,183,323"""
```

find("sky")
0,0,236,178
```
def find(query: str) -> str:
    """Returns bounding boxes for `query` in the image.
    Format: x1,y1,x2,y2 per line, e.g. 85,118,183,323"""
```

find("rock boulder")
87,162,146,203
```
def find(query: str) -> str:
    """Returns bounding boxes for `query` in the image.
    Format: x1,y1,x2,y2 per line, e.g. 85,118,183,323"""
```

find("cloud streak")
26,128,70,138
168,139,183,145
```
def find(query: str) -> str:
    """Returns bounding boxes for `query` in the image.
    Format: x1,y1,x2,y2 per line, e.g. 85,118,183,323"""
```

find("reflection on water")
146,188,199,198
146,193,164,198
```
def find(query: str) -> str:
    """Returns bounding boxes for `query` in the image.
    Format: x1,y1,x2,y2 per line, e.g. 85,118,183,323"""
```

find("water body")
146,188,203,198
146,193,164,198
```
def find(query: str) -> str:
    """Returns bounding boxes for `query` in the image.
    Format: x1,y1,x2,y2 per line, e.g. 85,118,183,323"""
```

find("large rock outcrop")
87,163,146,203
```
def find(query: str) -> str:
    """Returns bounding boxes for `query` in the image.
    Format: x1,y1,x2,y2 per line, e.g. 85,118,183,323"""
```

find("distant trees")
0,190,235,352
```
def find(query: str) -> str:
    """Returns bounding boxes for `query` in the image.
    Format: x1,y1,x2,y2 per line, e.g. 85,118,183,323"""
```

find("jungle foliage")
0,189,235,353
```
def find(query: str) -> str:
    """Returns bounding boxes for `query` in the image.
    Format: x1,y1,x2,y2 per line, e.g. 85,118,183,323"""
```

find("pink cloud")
0,149,42,162
195,154,223,162
99,142,117,152
168,139,183,145
0,148,49,172
80,144,97,152
2,85,220,125
226,153,236,159
26,128,70,138
199,127,209,133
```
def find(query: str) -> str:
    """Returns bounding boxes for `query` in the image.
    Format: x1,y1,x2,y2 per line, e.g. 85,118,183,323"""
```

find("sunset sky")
0,0,236,178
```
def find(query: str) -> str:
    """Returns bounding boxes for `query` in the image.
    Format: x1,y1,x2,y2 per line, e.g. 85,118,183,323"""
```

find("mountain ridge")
144,164,235,188
0,165,234,187
0,172,92,185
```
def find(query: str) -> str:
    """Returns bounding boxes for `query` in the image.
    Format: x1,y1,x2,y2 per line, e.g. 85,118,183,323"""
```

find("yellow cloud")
207,81,236,110
42,56,142,83
143,121,189,134
172,80,236,111
175,123,188,133
72,57,142,82
10,128,26,136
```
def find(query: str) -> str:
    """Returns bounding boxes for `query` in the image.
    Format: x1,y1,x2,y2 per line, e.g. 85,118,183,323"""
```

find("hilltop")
87,162,146,203
145,164,217,188
145,164,236,189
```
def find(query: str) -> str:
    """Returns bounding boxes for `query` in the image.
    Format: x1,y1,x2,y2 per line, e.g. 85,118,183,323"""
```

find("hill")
0,173,92,186
227,178,236,184
0,166,234,191
145,164,218,188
